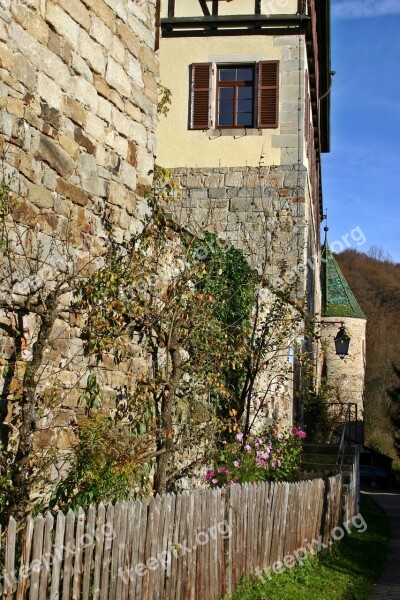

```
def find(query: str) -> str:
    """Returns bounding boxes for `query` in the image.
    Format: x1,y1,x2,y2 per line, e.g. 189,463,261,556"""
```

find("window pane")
237,113,253,126
219,87,234,100
238,99,253,112
219,113,234,126
237,68,253,81
219,100,234,113
219,68,236,82
238,86,253,100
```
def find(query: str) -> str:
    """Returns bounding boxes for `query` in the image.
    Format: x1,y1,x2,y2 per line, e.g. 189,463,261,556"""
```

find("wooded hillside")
336,249,400,466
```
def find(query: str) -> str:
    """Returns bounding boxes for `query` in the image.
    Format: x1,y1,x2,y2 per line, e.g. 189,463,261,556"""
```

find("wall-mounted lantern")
334,326,351,359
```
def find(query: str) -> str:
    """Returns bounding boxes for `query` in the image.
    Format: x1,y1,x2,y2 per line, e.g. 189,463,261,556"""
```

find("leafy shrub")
50,413,153,511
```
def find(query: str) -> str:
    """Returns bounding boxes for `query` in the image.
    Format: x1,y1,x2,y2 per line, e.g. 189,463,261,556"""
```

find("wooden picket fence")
0,475,347,599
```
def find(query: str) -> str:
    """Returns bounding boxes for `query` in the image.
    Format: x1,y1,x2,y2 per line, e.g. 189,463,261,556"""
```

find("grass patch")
221,494,390,600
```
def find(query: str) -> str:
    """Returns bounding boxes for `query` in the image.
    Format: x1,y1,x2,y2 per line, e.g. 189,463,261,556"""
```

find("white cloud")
332,0,400,20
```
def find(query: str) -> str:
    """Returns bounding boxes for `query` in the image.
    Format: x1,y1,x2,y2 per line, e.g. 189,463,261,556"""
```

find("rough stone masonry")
0,0,158,457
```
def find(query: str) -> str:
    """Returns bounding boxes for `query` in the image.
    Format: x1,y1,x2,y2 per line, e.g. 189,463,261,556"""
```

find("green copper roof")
321,235,366,320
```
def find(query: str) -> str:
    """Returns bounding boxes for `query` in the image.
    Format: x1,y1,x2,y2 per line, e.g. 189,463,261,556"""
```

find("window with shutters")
190,61,279,131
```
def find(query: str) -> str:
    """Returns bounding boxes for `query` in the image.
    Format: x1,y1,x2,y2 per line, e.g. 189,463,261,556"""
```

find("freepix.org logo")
255,513,368,583
329,226,366,253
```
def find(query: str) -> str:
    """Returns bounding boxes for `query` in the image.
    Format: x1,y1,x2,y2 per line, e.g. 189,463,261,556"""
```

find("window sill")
207,128,263,137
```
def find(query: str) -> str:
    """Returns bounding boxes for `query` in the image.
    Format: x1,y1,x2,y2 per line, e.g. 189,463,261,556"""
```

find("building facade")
157,0,332,426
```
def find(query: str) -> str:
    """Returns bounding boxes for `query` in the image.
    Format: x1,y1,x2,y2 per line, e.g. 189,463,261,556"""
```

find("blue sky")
323,0,400,262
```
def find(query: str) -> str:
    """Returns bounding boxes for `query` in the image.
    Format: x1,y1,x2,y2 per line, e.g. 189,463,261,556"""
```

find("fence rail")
1,475,348,599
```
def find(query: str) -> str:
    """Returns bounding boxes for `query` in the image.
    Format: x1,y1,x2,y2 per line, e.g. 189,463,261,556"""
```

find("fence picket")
92,503,106,600
17,516,34,600
158,494,171,598
115,502,129,600
82,505,96,600
72,507,85,599
29,515,45,600
167,491,181,600
49,511,66,600
4,516,16,599
38,512,54,600
109,502,122,599
99,504,114,600
62,510,76,600
127,500,142,600
121,502,134,600
133,498,148,600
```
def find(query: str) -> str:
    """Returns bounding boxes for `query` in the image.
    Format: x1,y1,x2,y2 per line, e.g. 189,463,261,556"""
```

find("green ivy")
192,232,256,330
191,233,257,417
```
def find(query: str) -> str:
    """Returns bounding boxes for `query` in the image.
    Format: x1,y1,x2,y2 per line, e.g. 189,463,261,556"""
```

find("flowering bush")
205,427,306,487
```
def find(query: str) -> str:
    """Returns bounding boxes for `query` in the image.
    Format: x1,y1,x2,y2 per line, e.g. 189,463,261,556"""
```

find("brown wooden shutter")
190,63,212,130
258,61,279,129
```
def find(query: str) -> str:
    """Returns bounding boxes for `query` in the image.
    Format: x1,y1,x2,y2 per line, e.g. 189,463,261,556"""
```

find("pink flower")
204,469,214,482
222,441,227,445
233,461,240,468
292,427,307,439
277,460,282,467
271,461,276,468
212,479,218,484
257,458,266,467
236,432,244,442
245,444,251,452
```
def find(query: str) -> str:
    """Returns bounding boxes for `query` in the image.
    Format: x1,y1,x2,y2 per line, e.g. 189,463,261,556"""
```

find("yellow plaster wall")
157,36,284,168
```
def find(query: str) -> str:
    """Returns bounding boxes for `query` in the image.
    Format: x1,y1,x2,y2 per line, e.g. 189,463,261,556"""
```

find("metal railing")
333,403,352,475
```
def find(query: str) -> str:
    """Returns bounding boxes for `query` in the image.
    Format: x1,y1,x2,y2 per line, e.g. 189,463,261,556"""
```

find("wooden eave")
161,14,311,36
316,0,331,154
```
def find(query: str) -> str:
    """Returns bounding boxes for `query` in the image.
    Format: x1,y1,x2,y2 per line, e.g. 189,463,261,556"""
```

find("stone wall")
167,165,310,285
166,164,321,431
0,0,158,452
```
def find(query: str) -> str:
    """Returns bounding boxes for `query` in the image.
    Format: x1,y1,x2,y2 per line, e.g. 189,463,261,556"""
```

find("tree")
387,365,400,457
337,249,400,464
75,175,257,494
0,164,95,520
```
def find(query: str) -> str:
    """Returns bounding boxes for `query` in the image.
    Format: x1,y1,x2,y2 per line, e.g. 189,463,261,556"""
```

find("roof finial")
323,209,329,246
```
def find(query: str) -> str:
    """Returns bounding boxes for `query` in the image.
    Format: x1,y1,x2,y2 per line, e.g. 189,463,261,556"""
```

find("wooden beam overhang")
161,14,310,36
317,0,331,154
304,0,330,216
198,0,211,16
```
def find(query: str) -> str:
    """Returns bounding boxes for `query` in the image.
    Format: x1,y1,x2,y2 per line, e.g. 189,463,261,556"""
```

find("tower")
320,230,367,426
